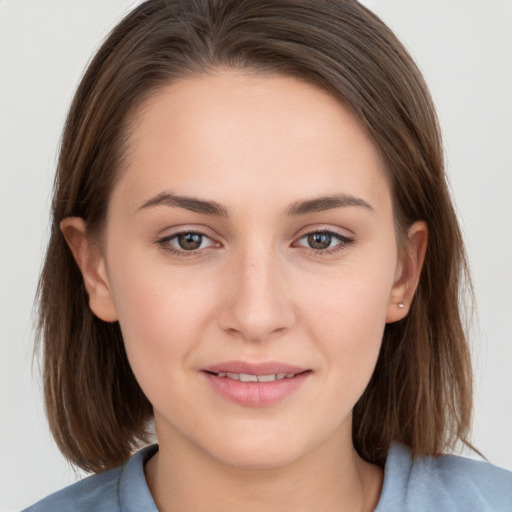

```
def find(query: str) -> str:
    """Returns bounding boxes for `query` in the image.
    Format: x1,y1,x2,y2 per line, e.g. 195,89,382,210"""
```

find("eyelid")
293,228,354,254
154,225,354,258
155,227,221,257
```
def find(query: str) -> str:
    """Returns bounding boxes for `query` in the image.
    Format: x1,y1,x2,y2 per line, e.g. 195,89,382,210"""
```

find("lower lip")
203,371,310,407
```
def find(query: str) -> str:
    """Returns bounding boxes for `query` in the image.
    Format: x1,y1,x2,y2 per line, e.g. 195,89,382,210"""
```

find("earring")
398,302,405,308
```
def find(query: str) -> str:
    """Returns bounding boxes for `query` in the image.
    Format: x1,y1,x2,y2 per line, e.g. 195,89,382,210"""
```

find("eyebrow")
137,191,373,217
138,192,228,216
285,193,373,216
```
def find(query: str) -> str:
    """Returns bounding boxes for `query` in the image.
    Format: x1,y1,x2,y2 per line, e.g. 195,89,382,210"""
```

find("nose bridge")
219,239,293,342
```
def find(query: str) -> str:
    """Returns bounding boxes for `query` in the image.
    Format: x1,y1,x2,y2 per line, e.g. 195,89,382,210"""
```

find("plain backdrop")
1,1,511,510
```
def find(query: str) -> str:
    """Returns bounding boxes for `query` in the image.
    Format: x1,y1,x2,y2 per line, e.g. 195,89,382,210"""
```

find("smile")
212,372,298,382
202,363,311,407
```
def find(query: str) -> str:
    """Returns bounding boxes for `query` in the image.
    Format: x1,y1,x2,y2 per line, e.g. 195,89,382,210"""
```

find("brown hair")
37,0,473,472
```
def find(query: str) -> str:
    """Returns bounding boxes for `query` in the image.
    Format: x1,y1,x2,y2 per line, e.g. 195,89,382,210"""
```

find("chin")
200,423,319,470
214,445,303,470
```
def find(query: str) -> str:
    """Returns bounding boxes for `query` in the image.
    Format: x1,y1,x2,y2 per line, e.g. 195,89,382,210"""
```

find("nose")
218,246,295,343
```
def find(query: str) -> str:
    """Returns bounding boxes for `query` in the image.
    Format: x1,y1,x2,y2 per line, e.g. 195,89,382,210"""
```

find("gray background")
1,1,511,510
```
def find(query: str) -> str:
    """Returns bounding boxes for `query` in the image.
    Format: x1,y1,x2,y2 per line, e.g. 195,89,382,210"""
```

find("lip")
201,361,311,408
202,361,307,376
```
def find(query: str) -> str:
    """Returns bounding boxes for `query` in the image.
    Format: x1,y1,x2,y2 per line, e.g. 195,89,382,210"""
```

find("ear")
386,221,428,323
60,217,118,322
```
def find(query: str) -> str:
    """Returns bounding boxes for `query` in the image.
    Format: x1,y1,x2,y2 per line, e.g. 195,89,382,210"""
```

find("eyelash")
156,229,354,258
156,230,218,258
295,229,354,255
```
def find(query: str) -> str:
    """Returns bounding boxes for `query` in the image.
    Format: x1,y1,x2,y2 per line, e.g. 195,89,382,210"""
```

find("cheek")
106,254,220,394
298,253,396,385
110,248,215,331
303,254,394,330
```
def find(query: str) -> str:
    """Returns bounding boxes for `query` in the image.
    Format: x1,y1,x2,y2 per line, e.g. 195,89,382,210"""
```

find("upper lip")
202,361,308,376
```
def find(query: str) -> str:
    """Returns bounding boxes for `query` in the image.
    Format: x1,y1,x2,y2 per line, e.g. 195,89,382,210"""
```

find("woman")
23,0,512,510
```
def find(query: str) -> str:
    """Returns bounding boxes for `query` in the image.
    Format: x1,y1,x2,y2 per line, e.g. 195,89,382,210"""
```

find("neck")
145,425,383,512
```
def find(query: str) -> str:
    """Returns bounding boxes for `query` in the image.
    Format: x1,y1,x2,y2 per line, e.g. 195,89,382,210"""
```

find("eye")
175,232,206,251
306,232,334,250
157,231,219,256
295,229,353,254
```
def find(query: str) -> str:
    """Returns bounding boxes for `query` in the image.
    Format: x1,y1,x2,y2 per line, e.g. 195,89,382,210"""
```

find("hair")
37,0,473,473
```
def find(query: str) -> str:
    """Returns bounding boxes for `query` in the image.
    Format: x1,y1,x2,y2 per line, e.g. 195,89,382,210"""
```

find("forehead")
115,70,390,215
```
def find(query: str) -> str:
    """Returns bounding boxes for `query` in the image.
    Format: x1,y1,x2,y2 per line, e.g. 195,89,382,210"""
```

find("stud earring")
398,302,405,308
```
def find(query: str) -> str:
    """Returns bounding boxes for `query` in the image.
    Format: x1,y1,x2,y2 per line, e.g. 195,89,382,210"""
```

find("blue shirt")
23,443,512,511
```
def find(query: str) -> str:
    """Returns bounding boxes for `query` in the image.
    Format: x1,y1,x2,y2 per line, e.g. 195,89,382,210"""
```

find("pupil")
178,233,202,250
308,232,331,250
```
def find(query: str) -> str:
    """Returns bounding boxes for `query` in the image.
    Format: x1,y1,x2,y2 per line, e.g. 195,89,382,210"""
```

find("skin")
62,70,427,512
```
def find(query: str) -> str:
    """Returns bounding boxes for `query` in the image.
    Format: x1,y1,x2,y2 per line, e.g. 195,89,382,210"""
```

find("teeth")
257,374,276,382
215,372,297,381
239,373,258,382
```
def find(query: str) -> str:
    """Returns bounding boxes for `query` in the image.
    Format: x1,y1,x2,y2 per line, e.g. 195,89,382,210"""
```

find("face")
70,70,419,469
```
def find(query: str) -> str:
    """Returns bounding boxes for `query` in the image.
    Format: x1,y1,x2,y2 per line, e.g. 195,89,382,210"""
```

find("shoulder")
376,443,512,512
22,445,159,512
22,466,122,512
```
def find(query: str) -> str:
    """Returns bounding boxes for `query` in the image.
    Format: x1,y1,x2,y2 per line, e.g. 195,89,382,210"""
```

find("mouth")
205,371,302,382
201,362,311,407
